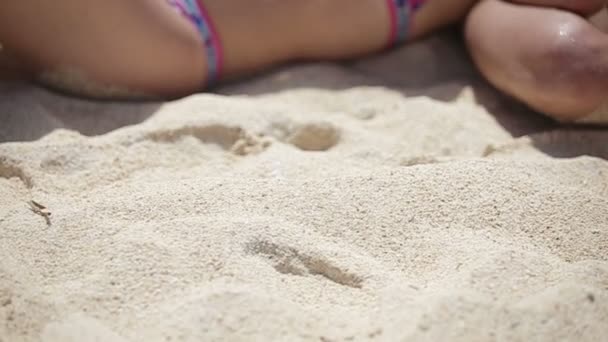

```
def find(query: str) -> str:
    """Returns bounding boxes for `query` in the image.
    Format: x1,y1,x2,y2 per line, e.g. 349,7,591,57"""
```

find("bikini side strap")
169,0,223,86
385,0,427,47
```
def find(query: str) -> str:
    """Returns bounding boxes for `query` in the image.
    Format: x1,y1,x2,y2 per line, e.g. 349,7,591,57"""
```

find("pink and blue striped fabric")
168,0,223,86
386,0,427,47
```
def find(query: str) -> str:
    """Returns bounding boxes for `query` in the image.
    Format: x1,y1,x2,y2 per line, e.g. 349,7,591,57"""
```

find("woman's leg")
465,0,608,121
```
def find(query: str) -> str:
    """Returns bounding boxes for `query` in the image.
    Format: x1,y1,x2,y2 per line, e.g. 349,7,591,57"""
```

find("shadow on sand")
1,29,605,159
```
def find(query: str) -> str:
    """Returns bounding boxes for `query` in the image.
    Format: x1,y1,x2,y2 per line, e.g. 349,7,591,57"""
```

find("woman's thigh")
0,0,206,97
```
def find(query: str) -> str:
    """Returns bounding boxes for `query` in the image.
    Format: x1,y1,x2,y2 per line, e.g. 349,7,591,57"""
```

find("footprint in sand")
41,314,128,342
143,124,271,156
245,240,363,289
285,122,341,151
0,156,32,188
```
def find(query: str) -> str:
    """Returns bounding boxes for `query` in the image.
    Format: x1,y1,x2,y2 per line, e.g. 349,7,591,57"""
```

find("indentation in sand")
286,122,340,151
41,314,128,342
266,120,341,151
399,155,456,167
0,156,32,188
245,240,363,289
143,124,271,156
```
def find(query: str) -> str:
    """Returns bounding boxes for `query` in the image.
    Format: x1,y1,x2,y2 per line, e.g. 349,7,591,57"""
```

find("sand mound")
1,32,607,341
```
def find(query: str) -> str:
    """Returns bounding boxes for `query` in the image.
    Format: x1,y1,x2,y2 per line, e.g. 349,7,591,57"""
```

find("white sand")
1,33,607,341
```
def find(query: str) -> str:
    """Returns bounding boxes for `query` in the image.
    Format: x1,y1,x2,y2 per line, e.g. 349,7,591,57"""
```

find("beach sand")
1,32,607,341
